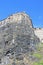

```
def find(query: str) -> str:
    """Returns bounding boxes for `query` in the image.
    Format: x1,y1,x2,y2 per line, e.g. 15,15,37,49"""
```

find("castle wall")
34,28,43,43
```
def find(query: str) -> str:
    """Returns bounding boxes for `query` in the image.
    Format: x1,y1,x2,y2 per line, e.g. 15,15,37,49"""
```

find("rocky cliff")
0,12,40,65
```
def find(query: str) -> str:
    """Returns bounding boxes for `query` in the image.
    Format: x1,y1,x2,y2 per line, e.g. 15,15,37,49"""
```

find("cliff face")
0,12,40,65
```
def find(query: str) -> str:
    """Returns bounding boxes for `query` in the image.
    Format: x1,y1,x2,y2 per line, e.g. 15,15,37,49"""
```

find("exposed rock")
0,12,40,65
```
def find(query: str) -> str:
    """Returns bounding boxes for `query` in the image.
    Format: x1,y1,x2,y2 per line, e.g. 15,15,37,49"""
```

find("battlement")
34,28,43,30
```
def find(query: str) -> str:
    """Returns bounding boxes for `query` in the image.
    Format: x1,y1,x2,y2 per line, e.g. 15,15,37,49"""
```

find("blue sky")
0,0,43,28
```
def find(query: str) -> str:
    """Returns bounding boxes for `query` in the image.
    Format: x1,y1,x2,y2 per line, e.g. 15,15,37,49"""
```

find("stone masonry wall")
34,28,43,43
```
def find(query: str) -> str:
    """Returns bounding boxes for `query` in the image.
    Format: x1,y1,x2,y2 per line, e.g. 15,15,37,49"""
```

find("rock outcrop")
0,12,40,65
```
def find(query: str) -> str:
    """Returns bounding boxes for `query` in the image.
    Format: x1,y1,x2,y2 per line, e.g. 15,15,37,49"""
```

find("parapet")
34,28,43,30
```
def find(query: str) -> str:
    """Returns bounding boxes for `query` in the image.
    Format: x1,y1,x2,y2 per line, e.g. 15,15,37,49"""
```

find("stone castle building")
34,28,43,43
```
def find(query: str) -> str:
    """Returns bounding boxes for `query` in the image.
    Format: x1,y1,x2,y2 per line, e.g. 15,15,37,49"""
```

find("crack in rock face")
0,12,40,65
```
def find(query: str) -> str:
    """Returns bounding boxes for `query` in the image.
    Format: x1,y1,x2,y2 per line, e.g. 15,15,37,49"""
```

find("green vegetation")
33,62,39,65
33,53,42,59
33,60,43,65
33,43,43,65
